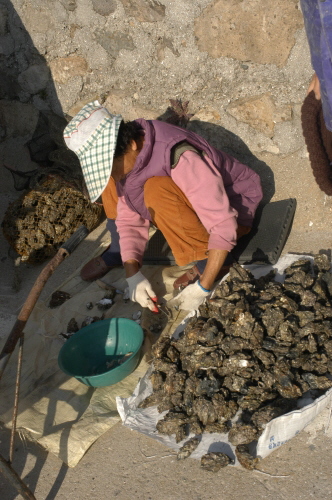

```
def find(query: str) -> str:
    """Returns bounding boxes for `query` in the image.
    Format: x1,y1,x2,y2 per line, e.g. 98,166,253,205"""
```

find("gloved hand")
167,281,211,311
126,271,159,312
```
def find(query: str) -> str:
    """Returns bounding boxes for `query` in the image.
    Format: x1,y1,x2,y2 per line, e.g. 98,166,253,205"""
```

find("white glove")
126,271,159,312
167,281,211,311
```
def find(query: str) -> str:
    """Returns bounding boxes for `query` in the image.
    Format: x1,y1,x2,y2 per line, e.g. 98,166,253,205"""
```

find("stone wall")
0,0,312,196
0,0,312,229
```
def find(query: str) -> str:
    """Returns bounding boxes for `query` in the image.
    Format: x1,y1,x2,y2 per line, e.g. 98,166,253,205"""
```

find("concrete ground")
1,414,332,500
1,180,332,499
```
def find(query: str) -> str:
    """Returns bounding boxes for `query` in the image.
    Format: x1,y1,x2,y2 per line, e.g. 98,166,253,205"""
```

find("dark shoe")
173,265,201,290
80,255,120,281
173,264,232,290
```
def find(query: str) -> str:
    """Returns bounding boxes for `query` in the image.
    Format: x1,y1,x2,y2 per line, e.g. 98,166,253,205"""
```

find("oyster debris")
48,290,71,308
66,318,79,335
105,352,133,370
81,315,103,328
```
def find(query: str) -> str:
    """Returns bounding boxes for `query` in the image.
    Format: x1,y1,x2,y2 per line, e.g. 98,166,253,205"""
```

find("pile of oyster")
2,177,102,263
139,254,332,471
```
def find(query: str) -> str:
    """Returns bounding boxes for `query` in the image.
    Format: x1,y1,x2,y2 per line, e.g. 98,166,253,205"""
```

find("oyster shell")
49,290,71,308
200,452,232,472
96,297,113,311
228,424,260,446
177,437,200,460
192,397,217,426
81,315,103,328
164,371,187,395
301,373,332,390
204,421,230,434
152,337,172,359
138,390,165,409
150,371,165,391
313,253,331,273
156,411,188,443
250,399,297,430
67,317,79,334
235,445,260,470
187,416,203,435
157,397,175,413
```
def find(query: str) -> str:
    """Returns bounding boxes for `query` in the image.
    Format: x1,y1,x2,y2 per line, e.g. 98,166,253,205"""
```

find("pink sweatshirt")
116,151,238,265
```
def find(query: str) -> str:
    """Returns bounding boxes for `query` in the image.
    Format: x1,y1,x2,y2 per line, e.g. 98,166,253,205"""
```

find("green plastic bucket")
58,318,144,387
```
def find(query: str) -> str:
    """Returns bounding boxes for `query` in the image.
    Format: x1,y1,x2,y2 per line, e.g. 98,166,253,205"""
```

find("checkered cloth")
63,101,122,202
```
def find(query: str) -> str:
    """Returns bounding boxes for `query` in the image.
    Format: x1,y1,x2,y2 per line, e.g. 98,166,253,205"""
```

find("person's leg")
144,176,211,289
144,176,210,266
81,177,122,281
173,224,250,289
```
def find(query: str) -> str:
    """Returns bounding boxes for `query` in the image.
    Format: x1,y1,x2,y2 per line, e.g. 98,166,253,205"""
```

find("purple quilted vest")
118,119,262,223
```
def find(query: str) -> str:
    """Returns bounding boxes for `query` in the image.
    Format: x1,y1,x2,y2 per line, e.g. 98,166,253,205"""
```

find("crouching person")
64,101,263,311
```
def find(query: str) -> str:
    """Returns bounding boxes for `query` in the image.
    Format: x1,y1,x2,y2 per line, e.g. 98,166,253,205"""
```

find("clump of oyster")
2,177,102,263
140,254,332,470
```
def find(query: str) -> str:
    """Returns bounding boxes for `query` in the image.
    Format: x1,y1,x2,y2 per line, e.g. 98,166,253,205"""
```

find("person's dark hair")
114,120,144,158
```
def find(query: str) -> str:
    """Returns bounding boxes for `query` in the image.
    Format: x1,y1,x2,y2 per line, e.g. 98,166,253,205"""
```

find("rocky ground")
1,0,332,498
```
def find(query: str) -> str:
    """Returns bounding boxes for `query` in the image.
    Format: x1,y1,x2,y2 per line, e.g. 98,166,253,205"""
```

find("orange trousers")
102,176,250,266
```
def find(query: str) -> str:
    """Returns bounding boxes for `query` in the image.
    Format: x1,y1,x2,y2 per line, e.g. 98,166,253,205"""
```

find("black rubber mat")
232,198,297,264
143,198,297,266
